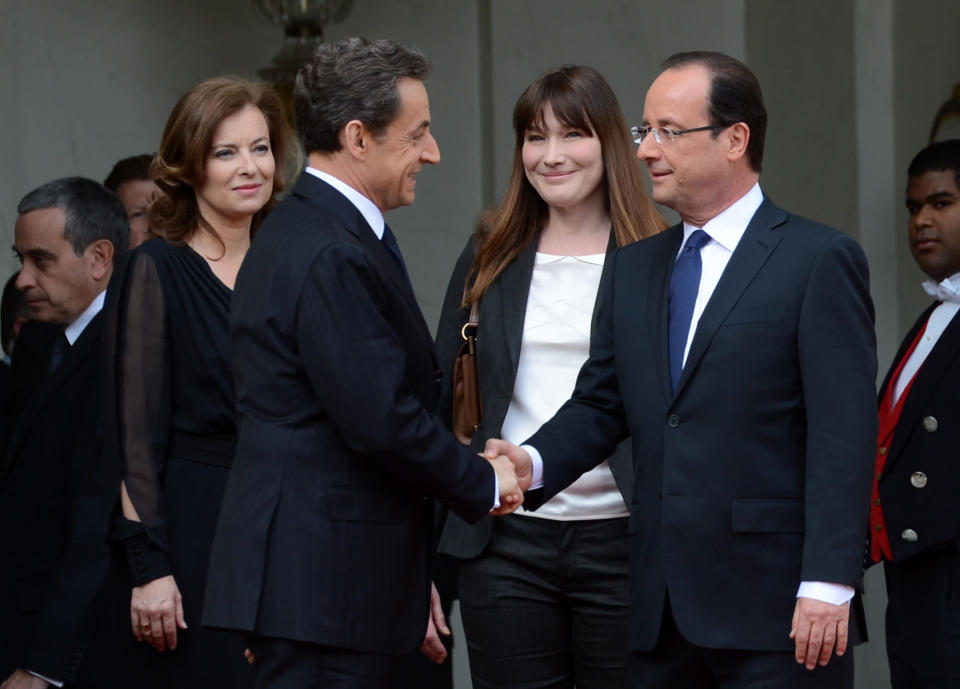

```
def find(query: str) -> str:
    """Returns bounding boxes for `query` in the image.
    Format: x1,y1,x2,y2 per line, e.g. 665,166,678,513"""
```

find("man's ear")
341,119,369,159
726,122,750,162
87,239,115,282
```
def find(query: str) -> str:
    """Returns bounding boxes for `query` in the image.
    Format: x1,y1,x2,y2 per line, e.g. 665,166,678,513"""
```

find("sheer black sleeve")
103,248,174,585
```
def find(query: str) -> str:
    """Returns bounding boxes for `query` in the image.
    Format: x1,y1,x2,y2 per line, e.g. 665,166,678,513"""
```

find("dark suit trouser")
884,547,960,688
248,636,399,689
629,598,853,689
393,552,456,689
458,514,630,689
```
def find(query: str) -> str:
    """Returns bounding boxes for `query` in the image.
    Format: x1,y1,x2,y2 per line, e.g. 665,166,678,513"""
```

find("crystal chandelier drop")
254,1,353,89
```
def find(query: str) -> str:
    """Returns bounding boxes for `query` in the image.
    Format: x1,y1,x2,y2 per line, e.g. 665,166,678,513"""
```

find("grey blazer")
434,232,633,559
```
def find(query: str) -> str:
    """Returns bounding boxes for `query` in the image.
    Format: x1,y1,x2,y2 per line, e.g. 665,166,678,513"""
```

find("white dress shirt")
64,290,105,345
304,167,384,238
676,183,763,366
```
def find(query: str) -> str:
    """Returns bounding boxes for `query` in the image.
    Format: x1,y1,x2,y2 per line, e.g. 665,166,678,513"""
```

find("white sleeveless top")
501,251,628,520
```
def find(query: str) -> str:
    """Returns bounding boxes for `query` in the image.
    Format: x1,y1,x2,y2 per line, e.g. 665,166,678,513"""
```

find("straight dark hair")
466,65,665,305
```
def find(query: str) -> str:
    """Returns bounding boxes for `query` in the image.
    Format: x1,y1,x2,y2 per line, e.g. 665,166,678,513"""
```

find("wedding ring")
141,623,151,631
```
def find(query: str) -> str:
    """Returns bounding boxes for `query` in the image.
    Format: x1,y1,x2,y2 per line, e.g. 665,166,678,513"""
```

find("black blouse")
103,238,236,584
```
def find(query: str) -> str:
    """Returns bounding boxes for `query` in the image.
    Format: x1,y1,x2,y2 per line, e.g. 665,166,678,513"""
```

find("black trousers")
458,514,631,689
248,636,400,689
884,546,960,688
629,598,854,689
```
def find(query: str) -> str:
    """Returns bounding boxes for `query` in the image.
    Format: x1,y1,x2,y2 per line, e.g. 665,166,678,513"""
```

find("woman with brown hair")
435,65,665,688
99,76,296,687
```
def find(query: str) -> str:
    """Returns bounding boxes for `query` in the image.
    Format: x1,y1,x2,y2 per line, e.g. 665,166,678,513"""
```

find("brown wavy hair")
466,65,665,305
148,76,298,246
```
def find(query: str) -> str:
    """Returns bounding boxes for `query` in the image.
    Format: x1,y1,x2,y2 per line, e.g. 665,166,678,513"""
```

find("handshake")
484,439,533,516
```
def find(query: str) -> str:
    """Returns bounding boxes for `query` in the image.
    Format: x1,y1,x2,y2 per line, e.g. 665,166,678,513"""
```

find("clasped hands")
484,438,533,515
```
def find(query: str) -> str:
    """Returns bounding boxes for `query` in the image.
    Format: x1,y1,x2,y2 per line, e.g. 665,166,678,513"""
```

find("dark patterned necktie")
381,225,414,291
668,229,710,392
48,331,69,375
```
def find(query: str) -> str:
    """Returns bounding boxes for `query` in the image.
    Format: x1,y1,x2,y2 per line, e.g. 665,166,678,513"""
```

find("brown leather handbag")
452,301,482,445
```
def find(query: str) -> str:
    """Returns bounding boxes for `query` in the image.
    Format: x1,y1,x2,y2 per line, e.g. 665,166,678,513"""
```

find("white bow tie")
922,279,960,303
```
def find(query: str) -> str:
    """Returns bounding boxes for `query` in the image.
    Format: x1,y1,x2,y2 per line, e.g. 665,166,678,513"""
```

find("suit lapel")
2,315,101,481
675,200,785,396
293,174,436,358
651,226,684,403
497,239,538,377
886,304,960,468
877,304,935,401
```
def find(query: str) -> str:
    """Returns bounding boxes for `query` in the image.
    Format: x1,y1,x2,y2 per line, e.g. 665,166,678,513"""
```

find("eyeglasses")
630,124,726,145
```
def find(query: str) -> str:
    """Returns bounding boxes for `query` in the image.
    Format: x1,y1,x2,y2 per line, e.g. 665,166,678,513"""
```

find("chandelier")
254,0,353,89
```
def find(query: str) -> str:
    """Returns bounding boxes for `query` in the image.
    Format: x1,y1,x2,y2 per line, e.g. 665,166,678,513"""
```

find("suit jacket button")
923,416,938,432
901,528,919,542
910,472,928,488
667,414,680,428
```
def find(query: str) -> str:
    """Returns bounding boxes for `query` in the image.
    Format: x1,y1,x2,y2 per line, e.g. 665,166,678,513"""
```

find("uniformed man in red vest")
870,138,960,689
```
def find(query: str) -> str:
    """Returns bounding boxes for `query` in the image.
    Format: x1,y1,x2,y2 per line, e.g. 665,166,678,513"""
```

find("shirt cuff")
491,469,500,510
796,581,854,605
115,518,172,586
28,669,62,687
520,445,545,490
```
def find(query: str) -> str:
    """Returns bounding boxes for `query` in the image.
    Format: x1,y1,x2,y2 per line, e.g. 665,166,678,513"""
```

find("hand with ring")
130,574,187,652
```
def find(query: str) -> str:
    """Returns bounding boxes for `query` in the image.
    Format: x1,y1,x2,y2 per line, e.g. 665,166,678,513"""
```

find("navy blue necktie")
381,225,414,290
668,229,710,392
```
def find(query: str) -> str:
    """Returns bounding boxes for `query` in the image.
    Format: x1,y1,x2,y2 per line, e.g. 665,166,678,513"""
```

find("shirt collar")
922,272,960,303
305,167,385,239
64,290,105,345
681,182,764,252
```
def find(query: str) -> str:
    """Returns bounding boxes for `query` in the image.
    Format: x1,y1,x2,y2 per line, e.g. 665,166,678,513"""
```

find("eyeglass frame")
630,123,727,145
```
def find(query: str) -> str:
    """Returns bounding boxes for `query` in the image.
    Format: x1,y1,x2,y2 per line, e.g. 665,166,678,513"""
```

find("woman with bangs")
435,65,665,688
97,76,296,688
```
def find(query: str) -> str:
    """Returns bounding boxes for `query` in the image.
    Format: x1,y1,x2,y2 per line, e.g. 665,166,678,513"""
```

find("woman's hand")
131,575,187,652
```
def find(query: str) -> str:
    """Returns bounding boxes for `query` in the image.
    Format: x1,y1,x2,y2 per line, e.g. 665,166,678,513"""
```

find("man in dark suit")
0,177,129,689
869,139,960,688
488,51,877,688
202,37,522,689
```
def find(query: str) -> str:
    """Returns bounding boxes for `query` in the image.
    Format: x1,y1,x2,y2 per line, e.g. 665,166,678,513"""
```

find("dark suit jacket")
203,173,496,654
0,316,109,683
526,198,877,653
0,321,60,459
877,301,960,560
434,233,632,558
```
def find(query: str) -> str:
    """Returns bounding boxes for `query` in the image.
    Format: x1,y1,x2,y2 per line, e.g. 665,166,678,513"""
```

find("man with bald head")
489,52,877,688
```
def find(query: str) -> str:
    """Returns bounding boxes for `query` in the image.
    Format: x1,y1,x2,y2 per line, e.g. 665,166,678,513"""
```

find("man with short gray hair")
0,176,128,689
203,37,523,688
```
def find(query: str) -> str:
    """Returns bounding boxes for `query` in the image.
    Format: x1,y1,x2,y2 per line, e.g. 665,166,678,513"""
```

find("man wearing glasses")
488,51,877,688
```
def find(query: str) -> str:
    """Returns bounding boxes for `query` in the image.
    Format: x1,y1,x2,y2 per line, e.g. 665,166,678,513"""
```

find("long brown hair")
148,76,298,245
466,65,665,305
